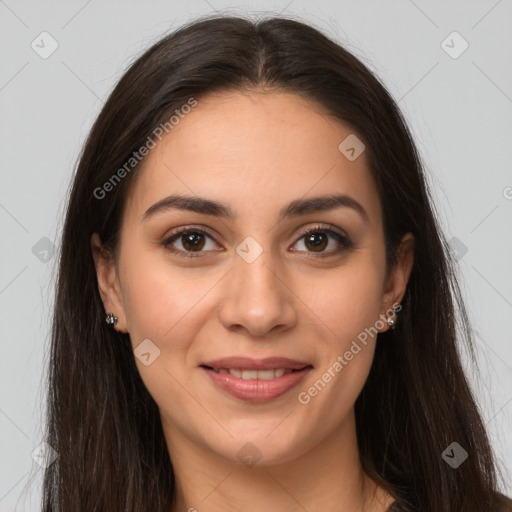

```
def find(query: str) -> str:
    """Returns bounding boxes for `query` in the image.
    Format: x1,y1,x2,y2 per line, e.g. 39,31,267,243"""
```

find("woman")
42,14,511,511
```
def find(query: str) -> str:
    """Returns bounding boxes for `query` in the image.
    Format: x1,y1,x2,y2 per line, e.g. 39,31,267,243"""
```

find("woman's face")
93,91,413,466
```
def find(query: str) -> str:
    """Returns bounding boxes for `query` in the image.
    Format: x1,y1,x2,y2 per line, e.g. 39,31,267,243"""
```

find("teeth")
211,368,293,379
240,370,258,379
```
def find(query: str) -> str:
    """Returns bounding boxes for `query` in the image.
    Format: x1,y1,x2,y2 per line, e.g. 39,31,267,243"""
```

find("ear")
378,232,414,332
91,233,128,333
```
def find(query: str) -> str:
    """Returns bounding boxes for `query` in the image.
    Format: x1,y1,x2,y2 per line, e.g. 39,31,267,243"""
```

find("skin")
92,90,414,512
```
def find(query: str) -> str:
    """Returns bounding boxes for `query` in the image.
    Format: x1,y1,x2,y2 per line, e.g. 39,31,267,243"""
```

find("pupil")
183,233,205,251
306,233,327,252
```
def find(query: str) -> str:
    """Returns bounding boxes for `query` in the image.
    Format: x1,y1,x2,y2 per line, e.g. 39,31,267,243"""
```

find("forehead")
123,90,382,226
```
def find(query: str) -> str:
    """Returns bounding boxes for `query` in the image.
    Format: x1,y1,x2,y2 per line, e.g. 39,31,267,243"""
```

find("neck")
164,409,394,512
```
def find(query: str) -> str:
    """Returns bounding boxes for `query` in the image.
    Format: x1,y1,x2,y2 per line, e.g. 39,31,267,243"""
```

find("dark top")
385,493,512,511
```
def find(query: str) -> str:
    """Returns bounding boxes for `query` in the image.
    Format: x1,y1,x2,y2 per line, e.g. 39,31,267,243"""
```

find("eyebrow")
142,193,369,223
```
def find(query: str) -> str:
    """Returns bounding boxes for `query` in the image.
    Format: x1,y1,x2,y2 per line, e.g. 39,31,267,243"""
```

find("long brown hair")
42,14,509,511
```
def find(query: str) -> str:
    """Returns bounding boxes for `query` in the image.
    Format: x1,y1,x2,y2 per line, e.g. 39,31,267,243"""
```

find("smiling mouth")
200,365,311,380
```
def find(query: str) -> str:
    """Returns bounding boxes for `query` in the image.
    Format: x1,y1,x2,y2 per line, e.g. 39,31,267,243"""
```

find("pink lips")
200,356,313,402
201,356,311,371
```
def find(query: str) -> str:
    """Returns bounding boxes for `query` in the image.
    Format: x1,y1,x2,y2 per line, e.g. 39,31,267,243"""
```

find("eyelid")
164,224,217,241
293,223,350,243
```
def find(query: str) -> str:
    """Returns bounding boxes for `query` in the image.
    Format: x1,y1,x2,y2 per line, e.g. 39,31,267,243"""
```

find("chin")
209,430,313,468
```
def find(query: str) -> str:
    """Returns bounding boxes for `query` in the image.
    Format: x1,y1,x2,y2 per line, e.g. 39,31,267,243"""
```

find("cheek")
295,278,382,418
296,262,384,397
118,249,211,412
120,246,211,343
301,262,384,343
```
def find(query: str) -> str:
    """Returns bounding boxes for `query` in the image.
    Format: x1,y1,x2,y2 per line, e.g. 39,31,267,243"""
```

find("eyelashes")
161,224,353,259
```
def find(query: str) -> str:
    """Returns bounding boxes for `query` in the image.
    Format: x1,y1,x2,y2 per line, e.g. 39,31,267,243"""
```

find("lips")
201,356,312,372
209,368,293,380
200,356,314,402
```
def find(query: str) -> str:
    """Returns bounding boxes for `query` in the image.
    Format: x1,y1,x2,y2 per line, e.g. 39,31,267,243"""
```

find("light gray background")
1,0,511,509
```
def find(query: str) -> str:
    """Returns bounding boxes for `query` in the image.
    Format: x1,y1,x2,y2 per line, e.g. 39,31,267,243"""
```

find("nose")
218,250,298,338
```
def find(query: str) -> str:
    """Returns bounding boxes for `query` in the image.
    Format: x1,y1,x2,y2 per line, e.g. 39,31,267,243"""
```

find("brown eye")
180,232,206,252
162,227,220,257
304,232,329,252
291,226,353,258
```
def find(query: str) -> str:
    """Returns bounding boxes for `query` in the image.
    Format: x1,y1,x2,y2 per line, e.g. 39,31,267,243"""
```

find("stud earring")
105,312,118,327
387,304,401,329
